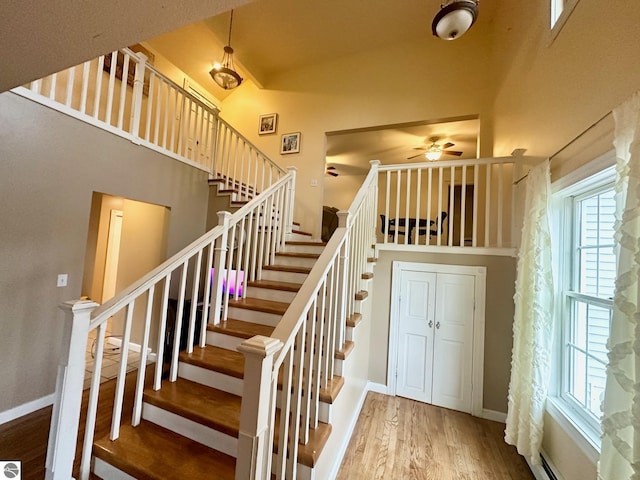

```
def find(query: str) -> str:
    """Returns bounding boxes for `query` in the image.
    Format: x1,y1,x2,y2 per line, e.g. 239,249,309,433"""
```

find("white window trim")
548,0,581,44
549,153,616,462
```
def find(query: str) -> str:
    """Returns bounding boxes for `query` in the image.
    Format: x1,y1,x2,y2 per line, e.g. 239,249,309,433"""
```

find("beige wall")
369,251,516,413
0,92,209,413
217,29,495,238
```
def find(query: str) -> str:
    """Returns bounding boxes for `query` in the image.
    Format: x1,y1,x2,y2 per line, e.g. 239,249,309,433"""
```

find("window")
550,0,580,38
552,165,616,449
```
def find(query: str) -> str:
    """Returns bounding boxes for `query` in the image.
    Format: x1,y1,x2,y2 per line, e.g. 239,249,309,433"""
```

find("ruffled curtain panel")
599,91,640,480
505,160,554,465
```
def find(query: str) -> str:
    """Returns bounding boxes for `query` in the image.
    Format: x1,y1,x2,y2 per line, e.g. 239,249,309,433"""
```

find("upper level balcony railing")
376,157,521,255
12,47,286,200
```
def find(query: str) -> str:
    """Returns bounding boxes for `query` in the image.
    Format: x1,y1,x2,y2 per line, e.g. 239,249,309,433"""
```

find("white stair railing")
12,48,287,196
45,172,295,480
378,157,516,249
236,160,379,480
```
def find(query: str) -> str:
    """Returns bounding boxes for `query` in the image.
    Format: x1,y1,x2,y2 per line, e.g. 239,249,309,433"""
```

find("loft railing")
45,171,296,480
235,161,379,479
12,47,286,198
377,157,517,251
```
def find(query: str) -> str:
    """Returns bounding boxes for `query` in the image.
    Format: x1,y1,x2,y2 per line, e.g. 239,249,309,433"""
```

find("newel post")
129,52,147,141
210,211,232,326
236,336,283,480
285,166,297,236
45,299,99,480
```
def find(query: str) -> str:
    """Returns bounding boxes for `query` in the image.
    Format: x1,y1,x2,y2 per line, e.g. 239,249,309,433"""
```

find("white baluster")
210,211,231,325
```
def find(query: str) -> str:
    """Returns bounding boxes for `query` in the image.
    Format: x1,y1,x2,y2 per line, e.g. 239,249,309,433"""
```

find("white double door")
395,267,477,414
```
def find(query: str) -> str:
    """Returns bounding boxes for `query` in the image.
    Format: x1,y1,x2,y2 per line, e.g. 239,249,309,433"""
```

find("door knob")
435,321,441,329
428,320,433,328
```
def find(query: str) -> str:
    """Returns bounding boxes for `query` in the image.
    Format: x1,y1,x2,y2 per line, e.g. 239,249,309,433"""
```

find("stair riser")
93,457,136,480
226,306,282,326
260,269,309,283
283,244,325,255
273,256,318,268
288,232,315,242
245,285,297,303
206,330,245,350
178,361,243,396
274,389,332,424
346,325,355,343
334,358,344,377
143,402,238,457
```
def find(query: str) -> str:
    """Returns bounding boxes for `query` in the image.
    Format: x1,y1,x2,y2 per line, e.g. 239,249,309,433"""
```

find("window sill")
546,397,600,464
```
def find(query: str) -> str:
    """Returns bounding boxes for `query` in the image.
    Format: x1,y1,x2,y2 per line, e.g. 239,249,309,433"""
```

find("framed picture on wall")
259,113,278,135
281,132,301,154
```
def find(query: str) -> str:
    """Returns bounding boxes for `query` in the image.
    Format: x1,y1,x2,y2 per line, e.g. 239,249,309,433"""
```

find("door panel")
432,273,475,413
396,270,436,403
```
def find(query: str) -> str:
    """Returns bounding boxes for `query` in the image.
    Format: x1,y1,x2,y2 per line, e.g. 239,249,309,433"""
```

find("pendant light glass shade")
432,0,479,40
425,144,443,161
210,10,243,89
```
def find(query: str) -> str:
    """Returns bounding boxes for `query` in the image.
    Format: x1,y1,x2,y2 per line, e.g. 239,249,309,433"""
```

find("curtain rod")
549,110,612,161
513,109,613,186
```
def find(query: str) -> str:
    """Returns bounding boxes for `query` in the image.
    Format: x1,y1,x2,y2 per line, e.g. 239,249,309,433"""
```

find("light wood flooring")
1,387,533,480
337,392,534,480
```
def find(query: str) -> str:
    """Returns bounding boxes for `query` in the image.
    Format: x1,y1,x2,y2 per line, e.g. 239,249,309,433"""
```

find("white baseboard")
482,408,507,423
0,393,55,425
329,382,380,480
367,382,388,395
525,450,564,480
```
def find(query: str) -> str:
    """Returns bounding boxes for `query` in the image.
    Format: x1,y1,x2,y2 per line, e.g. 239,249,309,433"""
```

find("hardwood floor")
337,392,534,480
1,388,533,480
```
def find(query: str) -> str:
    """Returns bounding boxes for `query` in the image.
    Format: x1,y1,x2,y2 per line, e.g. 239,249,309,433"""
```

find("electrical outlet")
57,274,68,287
310,179,318,187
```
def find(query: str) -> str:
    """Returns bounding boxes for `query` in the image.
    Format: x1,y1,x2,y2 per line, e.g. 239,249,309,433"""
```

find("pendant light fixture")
210,9,243,89
432,0,479,40
425,143,443,161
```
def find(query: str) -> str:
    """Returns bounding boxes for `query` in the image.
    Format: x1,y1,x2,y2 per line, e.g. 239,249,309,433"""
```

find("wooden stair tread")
208,318,275,339
144,378,240,437
93,422,236,480
361,272,374,280
292,229,312,237
262,265,312,274
247,279,302,292
336,341,355,360
228,297,290,315
355,290,368,301
275,252,320,259
180,346,244,379
278,422,332,468
347,313,362,328
319,376,344,404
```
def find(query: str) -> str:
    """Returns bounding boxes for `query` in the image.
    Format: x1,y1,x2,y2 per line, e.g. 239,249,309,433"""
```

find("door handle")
435,321,441,329
428,320,433,328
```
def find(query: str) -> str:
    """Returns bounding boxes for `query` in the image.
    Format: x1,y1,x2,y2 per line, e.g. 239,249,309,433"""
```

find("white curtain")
599,92,640,480
505,160,554,465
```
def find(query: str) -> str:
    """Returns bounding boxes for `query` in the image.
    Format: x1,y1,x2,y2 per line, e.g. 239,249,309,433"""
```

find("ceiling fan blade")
326,171,339,177
442,150,463,156
326,165,336,170
412,146,427,150
441,142,455,149
407,153,425,159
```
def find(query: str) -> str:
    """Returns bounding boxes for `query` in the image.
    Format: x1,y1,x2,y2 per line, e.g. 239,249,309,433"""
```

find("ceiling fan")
408,136,463,160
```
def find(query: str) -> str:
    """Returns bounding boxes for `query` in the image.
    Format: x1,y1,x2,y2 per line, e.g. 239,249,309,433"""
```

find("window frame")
549,0,581,42
550,159,616,458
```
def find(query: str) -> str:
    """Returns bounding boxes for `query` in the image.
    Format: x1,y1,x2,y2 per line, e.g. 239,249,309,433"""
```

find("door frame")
388,261,486,417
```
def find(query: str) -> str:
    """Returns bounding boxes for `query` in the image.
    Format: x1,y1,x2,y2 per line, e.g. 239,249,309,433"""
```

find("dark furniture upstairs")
380,211,448,244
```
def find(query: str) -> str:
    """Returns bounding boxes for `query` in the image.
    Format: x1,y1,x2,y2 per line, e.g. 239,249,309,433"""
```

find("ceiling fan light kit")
432,0,479,40
210,10,243,89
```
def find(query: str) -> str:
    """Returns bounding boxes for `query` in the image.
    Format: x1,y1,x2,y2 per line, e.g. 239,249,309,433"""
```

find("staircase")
88,233,365,479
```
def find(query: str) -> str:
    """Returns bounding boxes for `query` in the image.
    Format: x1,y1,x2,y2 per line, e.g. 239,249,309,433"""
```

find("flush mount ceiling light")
210,9,243,89
432,0,479,40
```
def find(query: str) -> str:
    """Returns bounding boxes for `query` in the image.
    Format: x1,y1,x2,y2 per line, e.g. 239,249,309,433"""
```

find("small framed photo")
281,132,301,154
259,113,278,135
